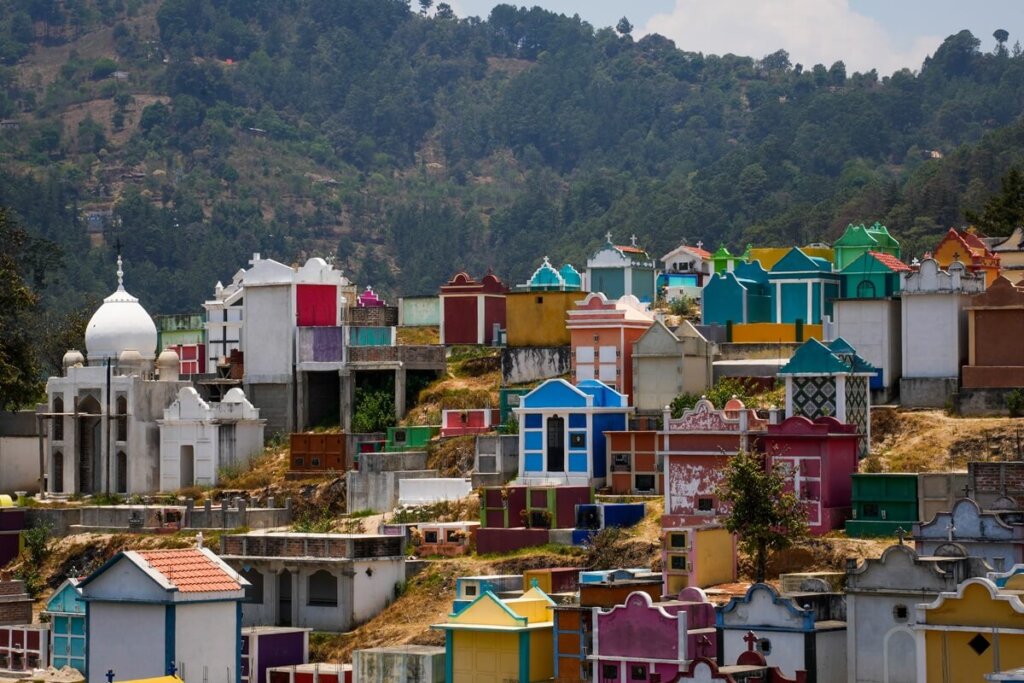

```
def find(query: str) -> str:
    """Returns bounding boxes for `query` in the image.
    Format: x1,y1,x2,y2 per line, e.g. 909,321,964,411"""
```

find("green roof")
779,338,877,375
559,263,582,289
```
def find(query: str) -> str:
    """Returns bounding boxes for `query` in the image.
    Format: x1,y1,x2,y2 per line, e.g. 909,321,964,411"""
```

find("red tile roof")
135,549,241,593
616,245,648,254
868,251,912,272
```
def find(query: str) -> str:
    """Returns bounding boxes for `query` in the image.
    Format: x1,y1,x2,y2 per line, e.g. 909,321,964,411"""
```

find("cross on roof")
630,234,638,247
605,231,613,243
962,484,972,498
895,527,907,545
946,521,956,542
743,630,759,651
696,240,704,250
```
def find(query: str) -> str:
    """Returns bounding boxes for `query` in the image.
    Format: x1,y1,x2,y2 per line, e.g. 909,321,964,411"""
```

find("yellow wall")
521,570,552,594
452,630,520,683
731,322,824,343
506,291,580,347
1002,574,1024,591
934,240,1000,286
749,246,834,270
452,595,523,627
529,629,554,682
695,527,737,587
924,630,1024,683
925,582,1024,628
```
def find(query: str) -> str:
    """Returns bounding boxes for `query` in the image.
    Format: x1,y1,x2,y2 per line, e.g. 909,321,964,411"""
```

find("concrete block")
352,645,445,683
398,478,472,506
900,377,958,408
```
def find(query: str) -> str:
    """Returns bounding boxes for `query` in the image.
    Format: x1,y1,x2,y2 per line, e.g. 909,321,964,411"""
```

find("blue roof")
576,379,628,408
779,338,876,375
771,247,833,274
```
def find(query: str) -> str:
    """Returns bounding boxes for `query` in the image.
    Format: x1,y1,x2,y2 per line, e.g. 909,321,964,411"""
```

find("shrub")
352,388,396,433
1007,389,1024,417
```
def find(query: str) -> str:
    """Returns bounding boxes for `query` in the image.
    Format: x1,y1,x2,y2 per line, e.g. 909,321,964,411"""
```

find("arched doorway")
76,395,102,494
277,571,292,626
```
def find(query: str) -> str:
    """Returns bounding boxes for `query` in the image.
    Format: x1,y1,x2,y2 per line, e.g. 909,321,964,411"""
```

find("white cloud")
642,0,941,76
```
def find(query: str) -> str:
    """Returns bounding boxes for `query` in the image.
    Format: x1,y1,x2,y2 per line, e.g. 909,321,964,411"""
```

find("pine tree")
717,450,809,583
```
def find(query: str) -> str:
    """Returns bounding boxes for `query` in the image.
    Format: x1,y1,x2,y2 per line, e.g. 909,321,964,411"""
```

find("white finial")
605,231,613,243
543,255,551,265
696,240,704,250
116,254,124,289
946,521,955,542
196,531,204,549
630,234,638,247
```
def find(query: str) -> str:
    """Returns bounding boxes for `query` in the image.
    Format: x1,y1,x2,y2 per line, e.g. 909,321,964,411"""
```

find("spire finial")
116,254,124,289
543,255,550,265
605,231,613,244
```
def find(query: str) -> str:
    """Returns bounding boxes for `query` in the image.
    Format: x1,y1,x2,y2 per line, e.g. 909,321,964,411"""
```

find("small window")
602,664,617,680
570,433,586,448
536,296,544,304
464,585,477,597
446,529,461,542
241,567,264,604
758,638,772,655
311,458,320,467
613,453,630,468
635,474,655,491
893,604,908,622
308,570,338,607
424,530,439,544
670,555,687,570
697,497,714,512
863,503,880,518
394,430,407,443
630,664,647,680
670,532,688,548
294,457,304,466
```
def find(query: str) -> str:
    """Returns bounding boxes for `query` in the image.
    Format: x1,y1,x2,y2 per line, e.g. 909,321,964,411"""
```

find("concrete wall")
472,435,518,488
245,382,292,437
898,377,959,409
0,437,42,493
398,297,440,327
833,298,902,399
346,454,438,513
352,646,445,683
501,346,570,385
397,478,472,506
175,600,239,683
955,388,1022,415
901,294,967,380
505,291,579,347
88,601,166,681
918,472,968,524
244,284,294,382
27,505,291,536
352,559,404,624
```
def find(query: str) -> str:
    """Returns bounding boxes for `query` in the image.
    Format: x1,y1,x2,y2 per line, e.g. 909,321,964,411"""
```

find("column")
296,371,307,432
339,371,354,432
394,366,407,421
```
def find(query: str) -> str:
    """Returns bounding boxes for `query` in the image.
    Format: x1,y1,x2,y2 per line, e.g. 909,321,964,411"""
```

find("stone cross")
605,231,613,243
106,670,115,683
962,484,972,498
895,527,907,545
696,240,704,250
743,630,759,652
167,662,177,676
630,234,638,247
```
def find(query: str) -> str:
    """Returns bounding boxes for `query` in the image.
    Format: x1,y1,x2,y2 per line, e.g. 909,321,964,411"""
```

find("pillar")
395,366,407,421
296,371,307,432
339,370,355,432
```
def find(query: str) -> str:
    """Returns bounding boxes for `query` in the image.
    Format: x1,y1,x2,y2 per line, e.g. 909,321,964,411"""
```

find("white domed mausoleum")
44,256,263,496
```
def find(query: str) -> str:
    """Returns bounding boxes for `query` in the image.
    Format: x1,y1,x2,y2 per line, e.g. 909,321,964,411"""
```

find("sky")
446,0,1024,76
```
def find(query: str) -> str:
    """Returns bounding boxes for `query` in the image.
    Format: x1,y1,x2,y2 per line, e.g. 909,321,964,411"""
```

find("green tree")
716,450,808,583
615,17,632,37
0,208,44,411
966,166,1024,237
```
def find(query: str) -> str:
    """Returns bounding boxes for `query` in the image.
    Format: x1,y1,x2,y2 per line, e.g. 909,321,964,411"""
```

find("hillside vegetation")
2,2,1024,382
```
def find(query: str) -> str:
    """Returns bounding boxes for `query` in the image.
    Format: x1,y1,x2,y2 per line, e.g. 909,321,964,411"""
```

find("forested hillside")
2,0,1024,321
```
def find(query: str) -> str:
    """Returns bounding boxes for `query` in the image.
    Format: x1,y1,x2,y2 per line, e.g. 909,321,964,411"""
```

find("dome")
62,349,85,369
85,256,158,362
157,348,180,368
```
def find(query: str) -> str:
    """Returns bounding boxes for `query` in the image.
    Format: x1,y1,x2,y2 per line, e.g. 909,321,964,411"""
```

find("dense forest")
2,0,1024,325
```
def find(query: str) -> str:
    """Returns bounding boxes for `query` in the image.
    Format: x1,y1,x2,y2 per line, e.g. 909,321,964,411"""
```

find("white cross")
630,234,638,247
605,231,613,243
696,240,704,250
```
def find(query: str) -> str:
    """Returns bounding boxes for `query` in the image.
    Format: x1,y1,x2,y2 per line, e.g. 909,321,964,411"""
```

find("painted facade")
439,272,508,346
514,379,631,487
750,244,834,271
763,415,860,535
709,244,748,273
452,575,522,614
78,547,246,683
219,532,404,632
988,227,1024,277
631,319,714,414
432,585,555,683
585,234,657,303
662,525,736,593
441,408,500,437
767,248,841,325
0,625,48,675
590,589,717,683
833,222,900,271
204,269,245,372
701,261,772,326
845,473,919,537
717,583,847,683
933,227,1002,286
899,258,986,407
963,276,1024,389
566,292,653,399
240,626,310,683
831,296,901,397
778,337,874,458
155,314,206,377
397,295,441,327
914,498,1024,572
838,250,909,299
520,257,583,292
845,543,990,683
43,579,87,676
157,387,265,491
504,291,578,348
916,578,1024,682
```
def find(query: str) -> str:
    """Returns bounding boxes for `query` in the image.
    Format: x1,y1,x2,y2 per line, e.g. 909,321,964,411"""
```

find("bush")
1007,389,1024,417
352,388,396,433
669,377,782,417
91,58,118,80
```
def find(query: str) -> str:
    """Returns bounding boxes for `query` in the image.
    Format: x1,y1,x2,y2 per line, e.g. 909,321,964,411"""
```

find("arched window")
52,398,64,441
115,396,127,442
240,567,264,604
307,570,338,607
856,280,876,298
52,452,64,494
116,451,127,493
